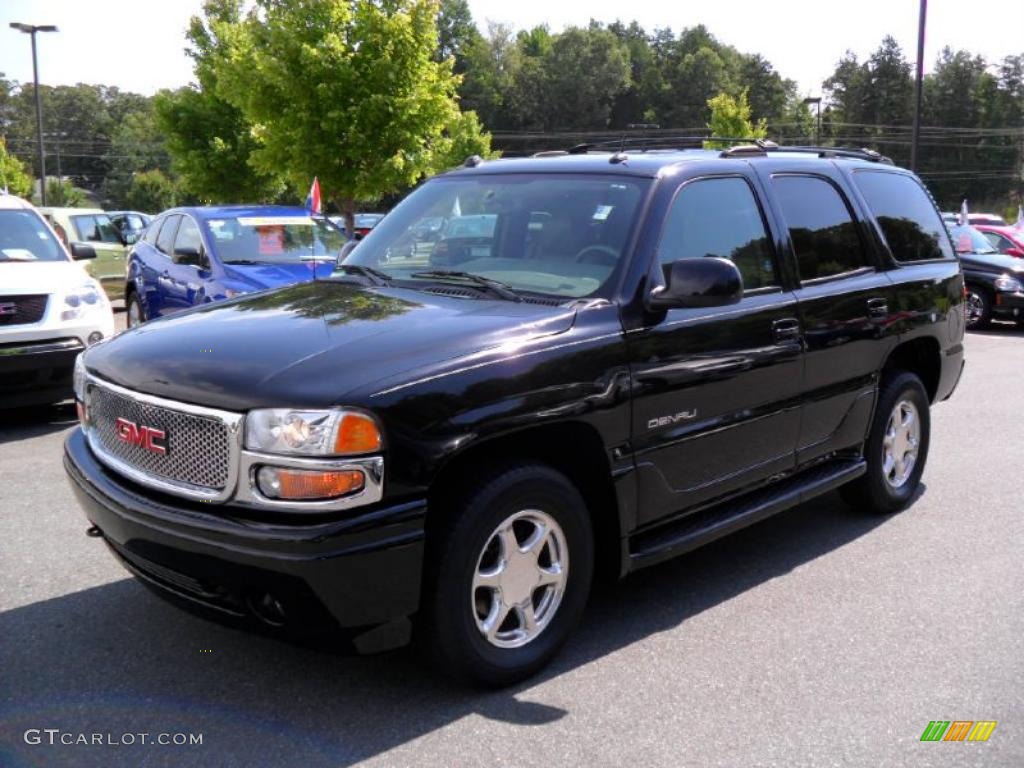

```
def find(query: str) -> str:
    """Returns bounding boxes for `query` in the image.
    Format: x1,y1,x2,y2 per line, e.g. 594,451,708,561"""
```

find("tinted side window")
852,171,954,262
156,215,180,255
771,175,867,281
658,177,778,290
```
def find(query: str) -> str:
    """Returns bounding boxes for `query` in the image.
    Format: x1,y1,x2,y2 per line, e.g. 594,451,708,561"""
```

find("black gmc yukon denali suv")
65,144,965,685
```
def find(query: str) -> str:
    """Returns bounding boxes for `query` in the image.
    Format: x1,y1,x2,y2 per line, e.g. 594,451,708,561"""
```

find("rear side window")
658,177,778,291
771,175,867,281
853,171,954,262
156,215,180,255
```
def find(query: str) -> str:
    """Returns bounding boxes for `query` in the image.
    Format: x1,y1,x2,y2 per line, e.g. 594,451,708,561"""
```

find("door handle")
772,317,801,343
867,297,889,320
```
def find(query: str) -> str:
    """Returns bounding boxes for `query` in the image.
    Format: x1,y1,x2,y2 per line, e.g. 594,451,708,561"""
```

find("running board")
628,458,866,570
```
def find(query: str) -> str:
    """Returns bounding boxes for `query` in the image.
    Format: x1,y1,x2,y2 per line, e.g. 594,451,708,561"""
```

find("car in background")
973,224,1024,258
328,212,385,239
124,205,345,327
108,210,152,244
0,193,115,406
38,207,132,301
948,223,1024,329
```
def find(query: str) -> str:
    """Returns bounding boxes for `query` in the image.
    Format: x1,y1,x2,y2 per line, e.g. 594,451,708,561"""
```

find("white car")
1,192,115,407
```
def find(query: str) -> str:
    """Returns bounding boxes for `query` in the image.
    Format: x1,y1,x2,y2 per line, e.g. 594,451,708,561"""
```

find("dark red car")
974,225,1024,258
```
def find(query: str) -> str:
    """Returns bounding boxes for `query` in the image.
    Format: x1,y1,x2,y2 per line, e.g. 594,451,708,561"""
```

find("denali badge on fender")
114,417,167,455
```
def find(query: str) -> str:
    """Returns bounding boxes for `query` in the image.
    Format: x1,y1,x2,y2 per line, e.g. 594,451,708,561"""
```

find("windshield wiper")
410,270,522,302
335,264,393,286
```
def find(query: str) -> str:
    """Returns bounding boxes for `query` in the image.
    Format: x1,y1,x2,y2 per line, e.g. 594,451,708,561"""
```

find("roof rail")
531,150,569,158
568,135,763,154
720,143,893,164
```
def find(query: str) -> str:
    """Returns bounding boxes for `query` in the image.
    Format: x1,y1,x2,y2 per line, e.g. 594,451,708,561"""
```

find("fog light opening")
248,591,287,627
87,331,104,345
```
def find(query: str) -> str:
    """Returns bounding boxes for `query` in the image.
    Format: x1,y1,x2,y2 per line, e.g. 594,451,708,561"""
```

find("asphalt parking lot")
1,321,1022,768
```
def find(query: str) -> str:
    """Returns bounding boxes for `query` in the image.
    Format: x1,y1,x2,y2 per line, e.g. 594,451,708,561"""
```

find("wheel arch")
426,420,624,581
882,336,941,402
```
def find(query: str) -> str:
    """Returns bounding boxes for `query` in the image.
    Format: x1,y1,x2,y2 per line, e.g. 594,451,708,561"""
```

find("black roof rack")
719,143,893,164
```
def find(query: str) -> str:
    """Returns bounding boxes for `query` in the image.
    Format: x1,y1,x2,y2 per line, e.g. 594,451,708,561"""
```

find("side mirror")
173,245,206,267
1006,247,1024,259
646,257,743,311
336,240,359,268
123,232,139,246
351,231,364,242
70,242,96,261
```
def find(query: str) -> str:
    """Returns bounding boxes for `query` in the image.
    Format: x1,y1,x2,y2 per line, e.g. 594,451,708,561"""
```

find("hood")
958,251,1024,275
84,281,577,410
222,260,337,290
0,260,95,295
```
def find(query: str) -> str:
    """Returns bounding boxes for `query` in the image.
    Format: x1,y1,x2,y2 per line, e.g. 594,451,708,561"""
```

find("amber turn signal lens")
257,467,364,500
334,412,382,454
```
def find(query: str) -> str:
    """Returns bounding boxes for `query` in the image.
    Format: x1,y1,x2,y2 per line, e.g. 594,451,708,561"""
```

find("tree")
124,169,178,212
704,89,766,148
0,137,32,197
102,103,174,207
155,0,285,204
43,178,87,207
436,0,480,72
208,0,493,231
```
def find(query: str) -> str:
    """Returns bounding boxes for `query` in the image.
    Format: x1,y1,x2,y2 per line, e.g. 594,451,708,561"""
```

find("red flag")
305,177,321,215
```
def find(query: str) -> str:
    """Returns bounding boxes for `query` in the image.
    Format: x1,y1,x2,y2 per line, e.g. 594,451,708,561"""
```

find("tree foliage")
202,0,493,229
44,178,87,207
704,90,767,148
0,136,32,197
124,169,179,212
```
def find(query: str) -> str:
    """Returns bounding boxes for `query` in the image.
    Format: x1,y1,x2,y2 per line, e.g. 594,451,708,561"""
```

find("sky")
1,0,1022,99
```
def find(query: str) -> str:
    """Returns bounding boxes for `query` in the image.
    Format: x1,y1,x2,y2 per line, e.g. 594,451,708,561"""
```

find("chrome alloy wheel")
471,509,569,649
127,298,141,328
965,290,985,326
882,399,921,489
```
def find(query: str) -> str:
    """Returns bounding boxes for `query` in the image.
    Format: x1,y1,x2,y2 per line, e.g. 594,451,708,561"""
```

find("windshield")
0,210,66,262
342,174,649,298
205,215,346,264
948,224,998,254
71,214,122,244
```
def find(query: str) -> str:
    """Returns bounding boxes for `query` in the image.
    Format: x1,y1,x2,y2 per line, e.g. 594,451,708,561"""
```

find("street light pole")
9,23,58,205
911,0,927,171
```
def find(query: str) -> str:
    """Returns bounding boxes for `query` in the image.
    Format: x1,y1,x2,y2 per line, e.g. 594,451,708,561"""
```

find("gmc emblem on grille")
0,302,17,316
115,417,167,455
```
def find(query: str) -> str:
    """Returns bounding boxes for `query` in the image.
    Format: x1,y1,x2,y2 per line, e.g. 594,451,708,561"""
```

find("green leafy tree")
704,90,767,148
208,0,493,231
0,136,33,197
124,169,179,213
436,0,480,72
44,178,87,207
102,103,174,207
155,0,285,203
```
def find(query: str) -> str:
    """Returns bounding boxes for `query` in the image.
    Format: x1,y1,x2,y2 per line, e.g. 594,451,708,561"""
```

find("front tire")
126,292,145,328
420,463,594,687
841,371,930,514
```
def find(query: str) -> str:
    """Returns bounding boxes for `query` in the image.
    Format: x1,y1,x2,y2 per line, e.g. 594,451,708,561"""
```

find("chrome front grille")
85,379,241,498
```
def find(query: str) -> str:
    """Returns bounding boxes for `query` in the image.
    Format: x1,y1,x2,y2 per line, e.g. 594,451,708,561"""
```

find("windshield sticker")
1,248,37,261
257,226,285,255
592,205,614,221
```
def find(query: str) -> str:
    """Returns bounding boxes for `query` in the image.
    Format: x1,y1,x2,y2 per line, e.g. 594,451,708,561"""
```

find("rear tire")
964,286,992,330
420,463,594,687
841,371,930,514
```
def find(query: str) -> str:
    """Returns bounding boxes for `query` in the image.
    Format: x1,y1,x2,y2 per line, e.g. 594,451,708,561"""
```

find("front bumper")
992,290,1024,320
0,337,84,407
63,427,426,653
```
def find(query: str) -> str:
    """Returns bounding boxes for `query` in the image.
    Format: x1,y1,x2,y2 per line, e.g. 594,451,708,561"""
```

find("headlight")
244,408,382,456
61,282,105,322
994,275,1023,292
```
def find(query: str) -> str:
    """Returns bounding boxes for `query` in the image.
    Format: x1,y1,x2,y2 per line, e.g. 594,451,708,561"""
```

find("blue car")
124,205,345,327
